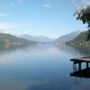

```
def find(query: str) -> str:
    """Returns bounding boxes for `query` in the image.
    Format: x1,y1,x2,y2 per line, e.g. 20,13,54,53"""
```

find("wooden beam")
86,62,89,69
78,63,81,71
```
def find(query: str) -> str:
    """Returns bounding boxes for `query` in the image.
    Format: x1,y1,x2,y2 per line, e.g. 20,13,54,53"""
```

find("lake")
0,44,90,90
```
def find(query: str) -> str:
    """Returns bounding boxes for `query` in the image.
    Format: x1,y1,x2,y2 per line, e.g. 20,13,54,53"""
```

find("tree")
74,6,90,40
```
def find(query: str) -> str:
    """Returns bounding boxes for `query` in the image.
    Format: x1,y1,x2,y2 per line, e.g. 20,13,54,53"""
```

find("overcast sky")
0,0,89,38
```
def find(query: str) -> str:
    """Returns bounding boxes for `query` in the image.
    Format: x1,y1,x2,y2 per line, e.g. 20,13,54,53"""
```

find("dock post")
78,62,81,71
73,62,77,72
86,62,89,69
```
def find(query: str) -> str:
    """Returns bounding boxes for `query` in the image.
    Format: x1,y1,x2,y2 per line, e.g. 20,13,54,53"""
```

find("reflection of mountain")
20,35,53,42
70,46,90,56
70,68,90,78
0,55,12,64
55,44,90,57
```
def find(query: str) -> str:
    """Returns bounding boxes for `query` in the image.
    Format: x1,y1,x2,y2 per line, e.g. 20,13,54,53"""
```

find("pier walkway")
71,56,90,71
70,57,90,78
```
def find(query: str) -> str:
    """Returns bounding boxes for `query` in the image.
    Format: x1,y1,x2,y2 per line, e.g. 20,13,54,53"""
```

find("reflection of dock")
70,57,90,78
70,68,90,78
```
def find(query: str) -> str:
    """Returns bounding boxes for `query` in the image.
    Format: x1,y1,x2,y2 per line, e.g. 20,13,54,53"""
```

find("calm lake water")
0,44,90,90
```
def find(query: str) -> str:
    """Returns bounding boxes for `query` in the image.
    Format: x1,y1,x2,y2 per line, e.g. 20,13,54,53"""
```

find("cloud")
0,24,16,29
0,13,10,16
0,22,33,31
81,0,90,5
0,23,33,30
20,23,33,26
43,4,52,8
71,0,90,5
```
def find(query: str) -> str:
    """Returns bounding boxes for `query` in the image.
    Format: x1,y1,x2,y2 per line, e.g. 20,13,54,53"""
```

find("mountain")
20,35,53,42
0,33,36,47
55,31,81,43
66,31,90,46
70,31,88,41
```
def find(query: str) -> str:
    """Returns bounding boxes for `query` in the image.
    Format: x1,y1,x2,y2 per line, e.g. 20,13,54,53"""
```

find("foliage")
74,6,90,40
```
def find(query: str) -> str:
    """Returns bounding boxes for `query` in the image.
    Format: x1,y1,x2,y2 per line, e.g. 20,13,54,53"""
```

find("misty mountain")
66,31,90,46
0,33,36,47
20,35,53,42
55,31,81,43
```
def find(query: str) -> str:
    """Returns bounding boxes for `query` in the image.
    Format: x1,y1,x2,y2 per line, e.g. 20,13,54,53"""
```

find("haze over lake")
0,0,90,90
0,44,90,90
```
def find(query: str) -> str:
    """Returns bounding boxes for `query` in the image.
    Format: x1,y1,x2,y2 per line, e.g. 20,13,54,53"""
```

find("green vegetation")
0,33,36,48
74,6,90,40
67,6,90,47
66,31,90,47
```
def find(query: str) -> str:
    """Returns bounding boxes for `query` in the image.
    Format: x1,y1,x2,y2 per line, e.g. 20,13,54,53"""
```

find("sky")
0,0,90,39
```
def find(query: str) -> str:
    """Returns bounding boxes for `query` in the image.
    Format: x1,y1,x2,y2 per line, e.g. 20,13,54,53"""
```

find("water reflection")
71,78,90,90
70,68,90,78
69,45,90,78
69,45,90,57
0,44,90,90
69,45,90,90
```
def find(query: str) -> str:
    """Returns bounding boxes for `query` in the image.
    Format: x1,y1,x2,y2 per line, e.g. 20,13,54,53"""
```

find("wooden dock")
71,57,90,71
71,57,90,62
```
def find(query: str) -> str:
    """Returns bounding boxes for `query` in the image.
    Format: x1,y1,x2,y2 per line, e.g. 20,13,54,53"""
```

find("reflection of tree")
56,45,89,57
72,46,90,56
0,45,29,54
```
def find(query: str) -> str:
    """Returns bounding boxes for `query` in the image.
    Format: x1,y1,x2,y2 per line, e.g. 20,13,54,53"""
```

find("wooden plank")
71,57,90,62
